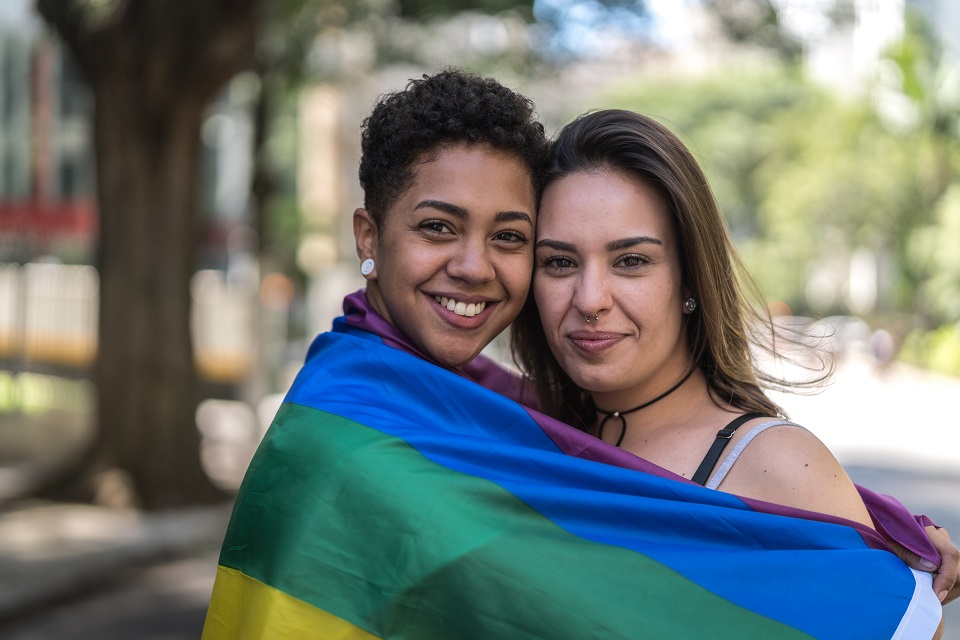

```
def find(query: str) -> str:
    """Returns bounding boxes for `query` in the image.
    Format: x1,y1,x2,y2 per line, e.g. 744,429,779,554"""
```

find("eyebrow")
535,239,576,251
495,210,534,225
605,236,662,251
535,236,662,252
415,200,532,226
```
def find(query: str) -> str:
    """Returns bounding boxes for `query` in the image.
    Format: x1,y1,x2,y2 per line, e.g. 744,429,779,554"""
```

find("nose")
446,238,496,283
571,263,611,321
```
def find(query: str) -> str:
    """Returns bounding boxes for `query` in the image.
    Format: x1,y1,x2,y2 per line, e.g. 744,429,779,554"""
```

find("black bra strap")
691,412,766,486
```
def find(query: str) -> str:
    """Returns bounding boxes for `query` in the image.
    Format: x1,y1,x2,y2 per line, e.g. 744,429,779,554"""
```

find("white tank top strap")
705,420,807,490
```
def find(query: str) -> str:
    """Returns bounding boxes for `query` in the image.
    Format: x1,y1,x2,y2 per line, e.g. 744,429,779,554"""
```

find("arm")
718,426,959,604
715,425,874,528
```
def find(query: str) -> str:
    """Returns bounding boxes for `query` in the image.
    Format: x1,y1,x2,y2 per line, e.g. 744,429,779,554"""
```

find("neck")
597,368,693,413
593,366,698,447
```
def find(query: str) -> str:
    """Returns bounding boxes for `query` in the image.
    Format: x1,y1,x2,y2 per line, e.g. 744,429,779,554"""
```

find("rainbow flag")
203,301,941,639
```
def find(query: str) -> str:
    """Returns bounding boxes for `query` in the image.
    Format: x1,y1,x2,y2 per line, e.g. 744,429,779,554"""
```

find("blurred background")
0,0,958,637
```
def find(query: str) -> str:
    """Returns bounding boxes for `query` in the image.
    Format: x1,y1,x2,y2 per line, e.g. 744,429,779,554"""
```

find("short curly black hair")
359,68,549,227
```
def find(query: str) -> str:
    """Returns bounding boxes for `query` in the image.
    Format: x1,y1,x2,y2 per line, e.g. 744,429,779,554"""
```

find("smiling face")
355,143,536,368
533,169,691,407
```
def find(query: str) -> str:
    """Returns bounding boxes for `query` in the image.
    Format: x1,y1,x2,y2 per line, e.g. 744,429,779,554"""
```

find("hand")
893,525,959,604
928,526,959,605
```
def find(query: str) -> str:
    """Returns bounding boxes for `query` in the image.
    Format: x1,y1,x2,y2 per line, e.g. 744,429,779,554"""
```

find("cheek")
644,282,683,329
499,253,534,299
373,238,405,276
533,277,565,329
532,272,548,307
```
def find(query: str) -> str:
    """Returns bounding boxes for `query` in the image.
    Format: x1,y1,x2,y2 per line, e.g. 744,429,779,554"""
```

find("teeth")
434,295,487,317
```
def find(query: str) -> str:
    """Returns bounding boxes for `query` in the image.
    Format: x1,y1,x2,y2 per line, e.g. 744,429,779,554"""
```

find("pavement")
0,349,957,638
0,499,233,637
769,350,960,474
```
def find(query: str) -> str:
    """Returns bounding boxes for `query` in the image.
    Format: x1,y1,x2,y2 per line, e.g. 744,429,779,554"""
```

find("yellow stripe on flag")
202,565,381,639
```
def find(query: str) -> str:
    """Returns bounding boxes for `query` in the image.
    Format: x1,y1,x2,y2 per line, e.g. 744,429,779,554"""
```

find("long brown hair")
512,109,822,429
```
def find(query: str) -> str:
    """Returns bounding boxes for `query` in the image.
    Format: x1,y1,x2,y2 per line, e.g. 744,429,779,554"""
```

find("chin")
568,373,616,395
425,344,482,369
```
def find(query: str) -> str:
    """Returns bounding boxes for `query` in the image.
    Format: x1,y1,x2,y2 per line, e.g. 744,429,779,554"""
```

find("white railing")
0,262,255,383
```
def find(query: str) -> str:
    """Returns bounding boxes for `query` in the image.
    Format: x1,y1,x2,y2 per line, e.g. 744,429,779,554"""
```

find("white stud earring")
684,297,697,313
360,258,375,277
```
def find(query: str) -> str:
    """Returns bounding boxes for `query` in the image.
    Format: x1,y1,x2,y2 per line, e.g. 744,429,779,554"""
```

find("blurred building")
0,2,94,264
779,0,958,93
0,2,260,388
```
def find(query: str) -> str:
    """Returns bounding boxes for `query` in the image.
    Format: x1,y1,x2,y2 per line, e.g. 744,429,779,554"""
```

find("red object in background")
0,199,98,239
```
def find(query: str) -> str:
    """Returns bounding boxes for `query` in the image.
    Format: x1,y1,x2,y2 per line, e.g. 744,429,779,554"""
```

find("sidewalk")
770,350,960,472
0,499,232,623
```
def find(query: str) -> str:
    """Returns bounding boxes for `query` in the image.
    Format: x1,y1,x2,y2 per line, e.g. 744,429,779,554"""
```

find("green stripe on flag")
219,402,809,639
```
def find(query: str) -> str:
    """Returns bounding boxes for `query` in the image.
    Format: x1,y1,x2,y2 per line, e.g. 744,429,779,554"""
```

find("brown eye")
419,220,453,235
542,256,576,270
615,254,651,269
494,230,527,243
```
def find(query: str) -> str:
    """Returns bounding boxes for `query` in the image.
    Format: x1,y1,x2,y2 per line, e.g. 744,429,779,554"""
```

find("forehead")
404,143,535,206
538,169,672,240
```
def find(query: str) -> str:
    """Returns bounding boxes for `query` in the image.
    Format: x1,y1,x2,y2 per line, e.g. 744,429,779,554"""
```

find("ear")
353,208,379,277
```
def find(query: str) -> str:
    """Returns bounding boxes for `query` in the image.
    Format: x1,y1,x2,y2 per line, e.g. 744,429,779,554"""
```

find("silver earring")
360,258,375,276
684,297,697,313
584,311,600,323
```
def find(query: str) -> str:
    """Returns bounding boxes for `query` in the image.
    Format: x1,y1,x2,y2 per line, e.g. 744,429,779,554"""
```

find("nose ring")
584,312,600,323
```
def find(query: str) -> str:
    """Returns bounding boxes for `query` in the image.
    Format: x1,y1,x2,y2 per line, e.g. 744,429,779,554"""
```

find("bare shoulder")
717,421,874,528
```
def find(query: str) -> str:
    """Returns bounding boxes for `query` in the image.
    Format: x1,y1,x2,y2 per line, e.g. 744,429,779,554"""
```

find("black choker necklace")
596,367,695,447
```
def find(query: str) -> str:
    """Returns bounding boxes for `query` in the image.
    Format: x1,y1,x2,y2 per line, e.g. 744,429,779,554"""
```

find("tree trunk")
34,0,258,509
90,74,222,509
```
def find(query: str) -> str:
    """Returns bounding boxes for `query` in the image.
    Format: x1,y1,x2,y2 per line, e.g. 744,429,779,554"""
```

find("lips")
568,330,624,354
428,293,499,330
434,295,487,318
